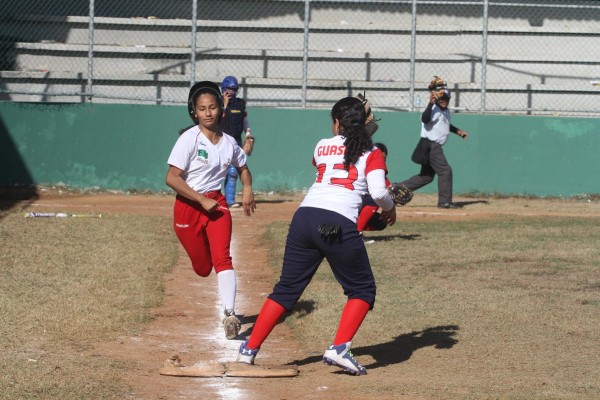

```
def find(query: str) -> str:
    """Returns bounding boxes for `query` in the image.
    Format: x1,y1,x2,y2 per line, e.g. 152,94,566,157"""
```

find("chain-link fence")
1,0,599,115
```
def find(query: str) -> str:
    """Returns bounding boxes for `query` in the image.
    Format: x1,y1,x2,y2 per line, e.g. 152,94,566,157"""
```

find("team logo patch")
197,149,208,164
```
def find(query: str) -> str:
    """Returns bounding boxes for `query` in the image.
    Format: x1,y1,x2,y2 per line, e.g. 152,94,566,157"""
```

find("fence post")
190,0,198,88
409,0,417,112
87,0,95,102
480,0,489,114
301,0,311,108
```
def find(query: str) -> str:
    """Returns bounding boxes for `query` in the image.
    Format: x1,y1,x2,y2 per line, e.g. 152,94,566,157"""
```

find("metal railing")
1,0,599,115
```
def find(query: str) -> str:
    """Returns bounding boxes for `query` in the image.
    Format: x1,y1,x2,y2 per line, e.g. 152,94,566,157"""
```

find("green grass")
264,214,600,400
0,210,179,400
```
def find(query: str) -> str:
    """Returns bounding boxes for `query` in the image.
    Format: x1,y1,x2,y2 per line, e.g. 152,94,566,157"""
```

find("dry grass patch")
0,210,179,399
264,199,600,400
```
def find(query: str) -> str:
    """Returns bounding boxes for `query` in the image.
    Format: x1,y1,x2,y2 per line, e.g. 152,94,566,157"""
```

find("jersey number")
315,163,358,190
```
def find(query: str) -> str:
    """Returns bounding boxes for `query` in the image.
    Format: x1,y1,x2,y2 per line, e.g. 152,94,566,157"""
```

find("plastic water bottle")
415,95,421,110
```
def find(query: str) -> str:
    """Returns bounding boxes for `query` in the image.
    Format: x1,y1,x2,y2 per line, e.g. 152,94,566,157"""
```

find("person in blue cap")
220,76,254,208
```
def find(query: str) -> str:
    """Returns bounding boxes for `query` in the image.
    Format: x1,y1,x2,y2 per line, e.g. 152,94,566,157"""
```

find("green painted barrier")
1,102,599,196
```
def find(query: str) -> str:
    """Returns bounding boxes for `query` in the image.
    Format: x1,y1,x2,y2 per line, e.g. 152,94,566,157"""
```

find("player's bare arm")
238,165,256,216
165,165,219,213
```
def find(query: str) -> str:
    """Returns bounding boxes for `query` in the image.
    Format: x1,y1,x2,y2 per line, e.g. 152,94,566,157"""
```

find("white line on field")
400,211,468,216
29,203,171,210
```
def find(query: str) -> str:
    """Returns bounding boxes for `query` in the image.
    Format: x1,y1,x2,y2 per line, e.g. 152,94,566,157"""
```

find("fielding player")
236,96,396,375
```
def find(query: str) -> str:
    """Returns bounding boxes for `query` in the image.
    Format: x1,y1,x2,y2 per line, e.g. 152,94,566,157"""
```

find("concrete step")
2,71,598,116
5,40,598,88
2,14,599,57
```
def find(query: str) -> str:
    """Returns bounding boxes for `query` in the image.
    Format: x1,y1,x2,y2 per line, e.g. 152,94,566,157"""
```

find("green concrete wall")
1,102,598,196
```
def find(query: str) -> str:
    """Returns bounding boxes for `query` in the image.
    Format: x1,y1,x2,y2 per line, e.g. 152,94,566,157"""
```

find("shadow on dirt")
0,113,38,217
0,186,38,220
408,200,490,209
255,199,296,204
238,299,317,339
452,200,490,208
366,233,422,242
290,324,459,369
358,324,459,369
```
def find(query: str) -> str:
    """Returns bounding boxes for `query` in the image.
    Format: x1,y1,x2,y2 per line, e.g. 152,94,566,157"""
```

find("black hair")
178,124,195,136
331,97,372,170
187,81,223,125
374,142,388,156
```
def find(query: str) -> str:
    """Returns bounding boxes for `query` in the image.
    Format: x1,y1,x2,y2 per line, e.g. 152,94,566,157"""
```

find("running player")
166,81,256,340
235,96,396,375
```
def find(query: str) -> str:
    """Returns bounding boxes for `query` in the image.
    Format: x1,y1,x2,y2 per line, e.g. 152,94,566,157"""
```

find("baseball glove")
356,92,379,136
388,184,413,206
428,75,447,91
428,75,448,99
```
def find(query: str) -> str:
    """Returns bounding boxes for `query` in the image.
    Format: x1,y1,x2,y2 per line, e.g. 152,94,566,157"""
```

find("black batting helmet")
187,81,223,124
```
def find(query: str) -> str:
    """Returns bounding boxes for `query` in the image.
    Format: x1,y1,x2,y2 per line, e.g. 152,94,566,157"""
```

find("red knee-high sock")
246,298,286,350
357,205,378,233
333,299,370,345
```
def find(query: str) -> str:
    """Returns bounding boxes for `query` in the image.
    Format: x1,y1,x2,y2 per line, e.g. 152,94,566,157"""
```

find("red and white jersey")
167,125,247,193
300,135,390,222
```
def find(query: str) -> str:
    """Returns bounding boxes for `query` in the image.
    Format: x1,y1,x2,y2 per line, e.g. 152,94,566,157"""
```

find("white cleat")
323,341,367,375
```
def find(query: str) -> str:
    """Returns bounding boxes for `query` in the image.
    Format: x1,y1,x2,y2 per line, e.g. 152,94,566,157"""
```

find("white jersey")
421,104,452,145
167,125,247,193
300,135,389,222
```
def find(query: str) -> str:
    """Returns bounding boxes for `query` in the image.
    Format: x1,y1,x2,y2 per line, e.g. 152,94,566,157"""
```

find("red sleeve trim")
365,148,387,175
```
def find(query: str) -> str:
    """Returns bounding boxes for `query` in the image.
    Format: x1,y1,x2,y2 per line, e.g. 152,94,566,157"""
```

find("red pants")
173,192,233,277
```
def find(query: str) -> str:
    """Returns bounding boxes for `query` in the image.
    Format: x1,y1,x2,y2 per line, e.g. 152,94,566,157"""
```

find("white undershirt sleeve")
366,169,394,211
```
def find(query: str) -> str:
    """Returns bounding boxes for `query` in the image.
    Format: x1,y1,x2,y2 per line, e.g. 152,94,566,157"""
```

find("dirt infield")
21,190,600,400
25,191,371,399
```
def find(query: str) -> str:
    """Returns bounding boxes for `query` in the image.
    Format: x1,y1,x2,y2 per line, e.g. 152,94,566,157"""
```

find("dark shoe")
223,309,241,340
438,202,460,209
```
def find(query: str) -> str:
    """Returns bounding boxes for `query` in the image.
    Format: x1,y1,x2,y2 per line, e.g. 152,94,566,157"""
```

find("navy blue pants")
268,207,377,311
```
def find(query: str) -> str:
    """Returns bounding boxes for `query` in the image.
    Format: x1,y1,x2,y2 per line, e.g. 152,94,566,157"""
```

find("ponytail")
331,97,373,169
